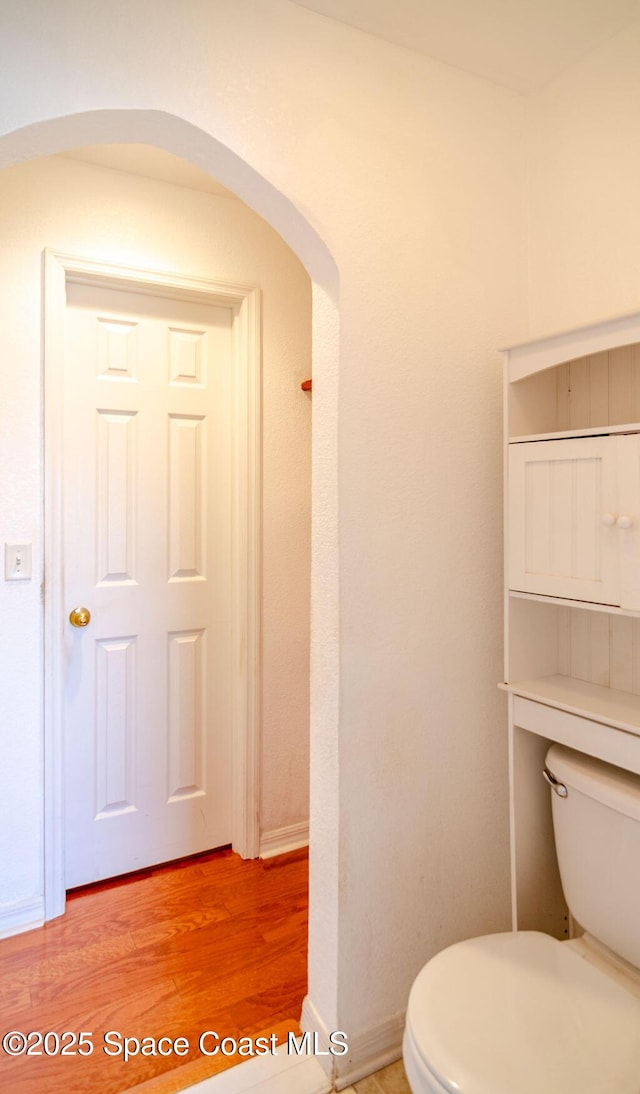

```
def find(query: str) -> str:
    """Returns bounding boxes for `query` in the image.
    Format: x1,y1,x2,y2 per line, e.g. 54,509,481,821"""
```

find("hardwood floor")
0,847,308,1094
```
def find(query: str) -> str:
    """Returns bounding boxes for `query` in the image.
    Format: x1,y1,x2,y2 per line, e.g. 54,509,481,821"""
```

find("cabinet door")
617,434,640,611
508,437,619,604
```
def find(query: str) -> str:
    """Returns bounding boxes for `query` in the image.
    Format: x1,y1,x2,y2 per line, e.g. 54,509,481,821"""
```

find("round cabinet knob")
601,512,617,526
69,607,91,628
617,515,634,529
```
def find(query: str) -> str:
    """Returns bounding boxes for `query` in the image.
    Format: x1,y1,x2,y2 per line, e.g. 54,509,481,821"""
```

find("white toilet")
403,744,640,1094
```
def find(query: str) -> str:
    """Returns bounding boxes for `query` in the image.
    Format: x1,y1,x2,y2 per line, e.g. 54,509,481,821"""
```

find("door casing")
43,250,262,919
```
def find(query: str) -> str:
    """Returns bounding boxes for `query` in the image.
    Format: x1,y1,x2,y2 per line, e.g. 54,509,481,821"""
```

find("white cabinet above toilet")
508,432,640,610
502,310,640,937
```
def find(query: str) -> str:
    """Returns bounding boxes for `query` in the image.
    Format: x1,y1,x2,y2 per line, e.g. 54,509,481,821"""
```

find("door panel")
63,281,232,888
94,636,137,818
508,437,619,605
96,409,137,584
167,628,206,801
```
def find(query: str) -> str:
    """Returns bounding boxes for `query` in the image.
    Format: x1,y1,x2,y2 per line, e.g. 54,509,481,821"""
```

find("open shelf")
500,674,640,738
506,340,640,439
508,590,640,618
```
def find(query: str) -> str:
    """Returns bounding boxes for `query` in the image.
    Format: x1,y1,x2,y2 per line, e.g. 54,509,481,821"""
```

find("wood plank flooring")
0,847,308,1094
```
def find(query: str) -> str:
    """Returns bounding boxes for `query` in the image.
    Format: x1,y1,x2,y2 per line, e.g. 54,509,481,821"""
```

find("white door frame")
43,250,261,919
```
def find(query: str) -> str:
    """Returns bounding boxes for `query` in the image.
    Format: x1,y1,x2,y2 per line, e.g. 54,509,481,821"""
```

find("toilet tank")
545,744,640,970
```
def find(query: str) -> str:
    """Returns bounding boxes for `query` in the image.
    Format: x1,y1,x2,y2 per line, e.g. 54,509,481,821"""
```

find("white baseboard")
259,821,309,859
300,994,405,1090
0,896,44,940
299,997,334,1079
332,1013,405,1090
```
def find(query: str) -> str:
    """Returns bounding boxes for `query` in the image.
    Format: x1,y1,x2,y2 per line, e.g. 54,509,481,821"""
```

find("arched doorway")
0,109,341,1081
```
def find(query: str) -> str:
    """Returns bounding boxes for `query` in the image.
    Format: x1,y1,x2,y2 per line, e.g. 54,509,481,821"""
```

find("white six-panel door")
63,280,233,887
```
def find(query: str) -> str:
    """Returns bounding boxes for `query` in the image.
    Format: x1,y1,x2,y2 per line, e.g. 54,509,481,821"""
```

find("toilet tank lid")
546,744,640,822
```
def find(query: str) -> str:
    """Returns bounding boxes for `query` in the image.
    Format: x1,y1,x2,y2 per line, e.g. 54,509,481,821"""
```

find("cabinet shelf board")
500,674,640,737
509,422,640,444
508,590,640,618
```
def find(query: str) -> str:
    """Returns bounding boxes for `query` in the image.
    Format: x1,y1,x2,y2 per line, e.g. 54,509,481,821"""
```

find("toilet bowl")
403,746,640,1093
403,930,640,1094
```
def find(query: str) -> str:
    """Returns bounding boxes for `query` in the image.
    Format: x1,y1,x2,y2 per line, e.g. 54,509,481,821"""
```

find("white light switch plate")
5,543,32,580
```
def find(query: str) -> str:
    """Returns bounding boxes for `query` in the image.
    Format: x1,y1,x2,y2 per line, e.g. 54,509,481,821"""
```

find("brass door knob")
69,607,91,628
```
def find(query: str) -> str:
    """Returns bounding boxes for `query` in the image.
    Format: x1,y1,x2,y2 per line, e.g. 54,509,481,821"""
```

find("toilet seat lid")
406,931,640,1094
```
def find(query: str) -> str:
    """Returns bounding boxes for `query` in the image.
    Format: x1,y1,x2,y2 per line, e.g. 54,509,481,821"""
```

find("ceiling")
290,0,640,93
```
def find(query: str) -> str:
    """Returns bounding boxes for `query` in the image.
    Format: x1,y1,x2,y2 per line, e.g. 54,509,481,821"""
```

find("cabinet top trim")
504,311,640,383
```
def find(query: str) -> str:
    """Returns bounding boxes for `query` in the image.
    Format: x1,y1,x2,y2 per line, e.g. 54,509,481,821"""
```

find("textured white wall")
0,151,311,895
0,0,528,1050
527,18,640,333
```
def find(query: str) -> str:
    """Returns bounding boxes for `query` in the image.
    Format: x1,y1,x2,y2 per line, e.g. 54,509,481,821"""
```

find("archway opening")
0,110,340,1091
